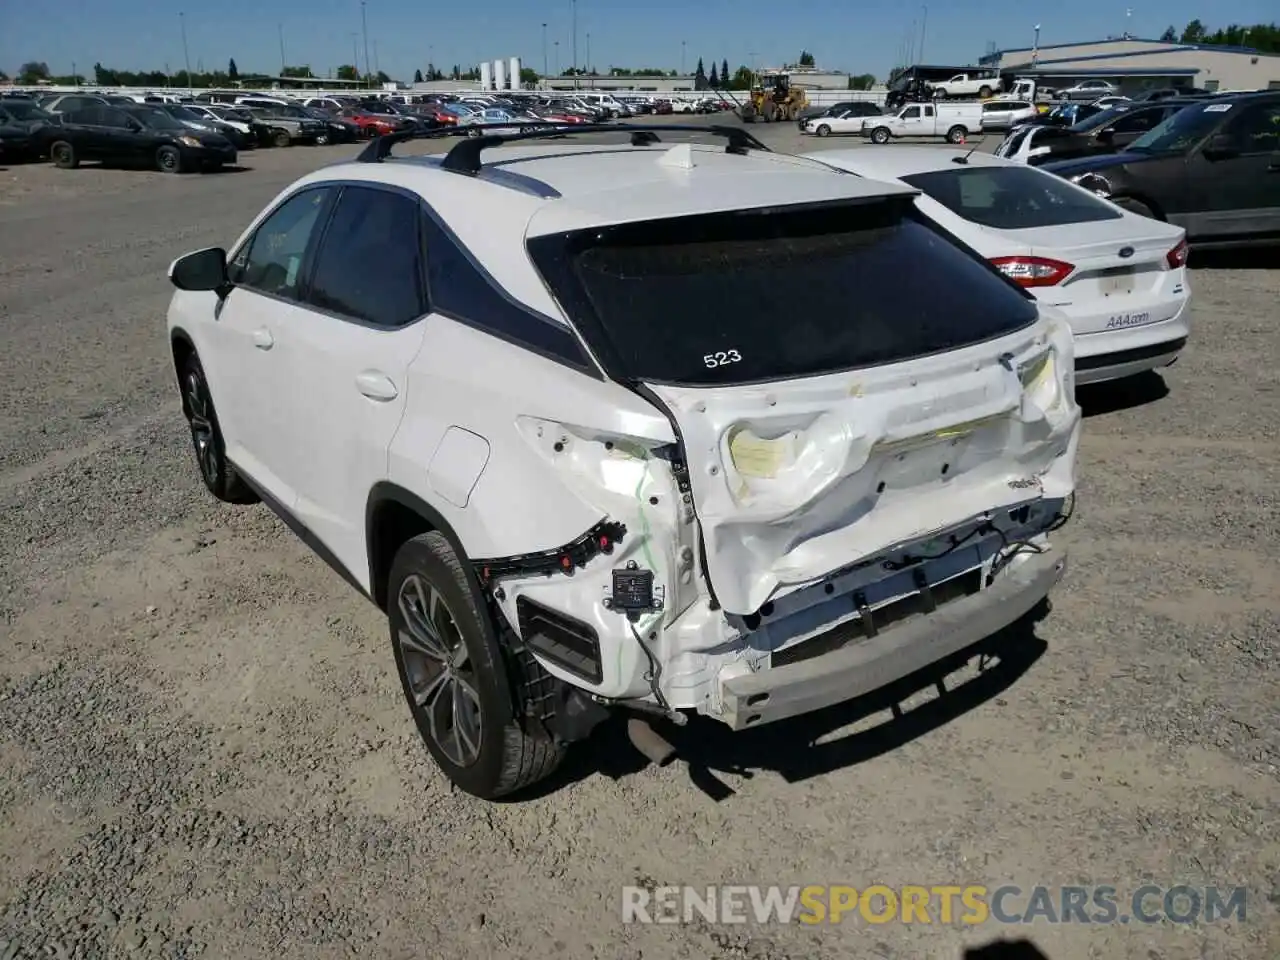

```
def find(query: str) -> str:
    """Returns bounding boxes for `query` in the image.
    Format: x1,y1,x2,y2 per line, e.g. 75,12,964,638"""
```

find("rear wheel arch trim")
366,481,476,612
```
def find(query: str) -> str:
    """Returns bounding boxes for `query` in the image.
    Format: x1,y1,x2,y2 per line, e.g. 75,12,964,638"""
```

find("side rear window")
527,198,1039,387
421,212,594,369
902,165,1123,229
306,186,425,327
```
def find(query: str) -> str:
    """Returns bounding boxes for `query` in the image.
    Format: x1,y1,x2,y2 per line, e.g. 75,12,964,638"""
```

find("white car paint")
804,146,1191,385
801,109,872,137
863,102,983,143
166,137,1079,759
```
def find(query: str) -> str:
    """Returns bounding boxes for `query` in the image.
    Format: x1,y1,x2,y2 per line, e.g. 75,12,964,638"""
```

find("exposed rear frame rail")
356,122,773,169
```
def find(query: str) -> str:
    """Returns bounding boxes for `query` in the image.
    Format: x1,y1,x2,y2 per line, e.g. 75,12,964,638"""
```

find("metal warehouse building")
980,37,1280,94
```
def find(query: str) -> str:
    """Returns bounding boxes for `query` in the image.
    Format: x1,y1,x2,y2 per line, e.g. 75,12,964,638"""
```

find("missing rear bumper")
718,549,1066,730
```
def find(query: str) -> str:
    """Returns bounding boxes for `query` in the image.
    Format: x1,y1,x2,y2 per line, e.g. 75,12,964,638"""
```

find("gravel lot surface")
1,116,1277,960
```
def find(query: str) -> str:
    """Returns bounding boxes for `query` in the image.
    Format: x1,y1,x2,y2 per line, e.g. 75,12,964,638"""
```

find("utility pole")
919,6,928,63
571,0,578,89
373,40,380,79
179,12,192,94
360,0,372,88
71,61,77,86
681,40,686,75
1032,24,1041,66
278,23,286,74
554,40,560,76
586,33,591,76
542,23,548,78
351,33,360,78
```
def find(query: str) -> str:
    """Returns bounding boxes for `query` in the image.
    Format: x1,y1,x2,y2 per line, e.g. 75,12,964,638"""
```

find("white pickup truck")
862,102,983,144
930,73,1003,99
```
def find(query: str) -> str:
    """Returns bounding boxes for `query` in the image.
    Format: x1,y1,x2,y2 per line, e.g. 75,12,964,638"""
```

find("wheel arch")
170,327,197,416
366,481,476,613
1110,192,1167,221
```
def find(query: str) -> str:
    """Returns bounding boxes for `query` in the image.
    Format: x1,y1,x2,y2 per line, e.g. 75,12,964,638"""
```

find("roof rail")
355,121,772,168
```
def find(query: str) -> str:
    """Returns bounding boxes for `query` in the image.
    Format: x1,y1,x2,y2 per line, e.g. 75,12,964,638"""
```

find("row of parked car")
0,87,729,173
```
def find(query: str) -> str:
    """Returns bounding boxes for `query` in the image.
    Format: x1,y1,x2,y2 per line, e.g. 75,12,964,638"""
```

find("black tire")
816,124,831,138
979,85,993,98
178,352,257,504
50,140,78,169
272,129,291,148
389,532,565,800
871,126,891,144
1113,197,1157,220
156,145,183,174
947,125,967,144
315,133,329,146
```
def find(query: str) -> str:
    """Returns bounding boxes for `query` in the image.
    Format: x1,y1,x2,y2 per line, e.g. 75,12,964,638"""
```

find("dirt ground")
1,117,1277,960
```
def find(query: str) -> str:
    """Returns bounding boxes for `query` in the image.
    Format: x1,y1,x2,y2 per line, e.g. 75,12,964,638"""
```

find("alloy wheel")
183,370,218,486
396,573,483,767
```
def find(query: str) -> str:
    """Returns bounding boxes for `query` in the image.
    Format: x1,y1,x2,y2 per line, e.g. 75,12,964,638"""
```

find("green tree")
336,64,358,81
17,61,50,84
798,50,815,66
1180,19,1207,43
375,70,391,84
228,58,239,80
281,65,313,78
520,66,539,86
729,65,754,89
847,73,876,90
694,57,707,89
1159,25,1177,42
708,62,719,86
0,70,8,82
413,68,424,83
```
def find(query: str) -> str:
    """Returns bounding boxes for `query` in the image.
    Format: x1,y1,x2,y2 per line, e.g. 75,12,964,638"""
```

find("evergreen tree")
228,58,239,80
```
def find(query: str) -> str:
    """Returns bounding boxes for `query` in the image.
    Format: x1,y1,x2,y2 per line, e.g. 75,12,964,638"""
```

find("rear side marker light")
990,256,1074,288
1165,238,1189,269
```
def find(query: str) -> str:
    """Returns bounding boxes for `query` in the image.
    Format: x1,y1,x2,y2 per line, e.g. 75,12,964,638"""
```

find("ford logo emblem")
1118,246,1135,258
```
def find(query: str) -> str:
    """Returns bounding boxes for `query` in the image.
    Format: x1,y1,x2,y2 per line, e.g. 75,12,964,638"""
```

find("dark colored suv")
1042,93,1280,248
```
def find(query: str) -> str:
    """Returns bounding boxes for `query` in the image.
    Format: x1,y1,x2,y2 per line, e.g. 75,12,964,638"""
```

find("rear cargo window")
902,166,1123,230
528,198,1038,387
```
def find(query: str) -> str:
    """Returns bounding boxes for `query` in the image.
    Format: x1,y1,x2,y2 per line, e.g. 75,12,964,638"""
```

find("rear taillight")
1165,237,1189,269
990,256,1074,288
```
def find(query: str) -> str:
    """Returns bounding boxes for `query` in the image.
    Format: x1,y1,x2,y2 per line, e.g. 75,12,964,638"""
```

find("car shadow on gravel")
1189,246,1279,270
965,939,1051,960
1076,370,1170,417
527,601,1051,802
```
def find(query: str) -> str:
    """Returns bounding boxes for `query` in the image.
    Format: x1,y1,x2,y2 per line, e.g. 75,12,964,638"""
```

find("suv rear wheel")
388,531,565,799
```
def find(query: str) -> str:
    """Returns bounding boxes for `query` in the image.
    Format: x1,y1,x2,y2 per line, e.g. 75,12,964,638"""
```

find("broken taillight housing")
990,256,1074,288
1165,237,1189,269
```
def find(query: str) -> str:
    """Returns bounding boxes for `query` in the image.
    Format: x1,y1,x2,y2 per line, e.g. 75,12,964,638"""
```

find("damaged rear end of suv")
501,158,1080,770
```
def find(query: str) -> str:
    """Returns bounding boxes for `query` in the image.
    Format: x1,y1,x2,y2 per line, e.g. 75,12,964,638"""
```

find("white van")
861,102,983,144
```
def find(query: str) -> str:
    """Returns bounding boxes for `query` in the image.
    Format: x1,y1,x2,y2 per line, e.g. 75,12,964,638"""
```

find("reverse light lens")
1018,349,1062,413
1165,237,1189,269
990,256,1074,288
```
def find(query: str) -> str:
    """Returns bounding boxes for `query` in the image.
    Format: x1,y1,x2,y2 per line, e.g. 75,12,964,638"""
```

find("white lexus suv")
166,124,1081,799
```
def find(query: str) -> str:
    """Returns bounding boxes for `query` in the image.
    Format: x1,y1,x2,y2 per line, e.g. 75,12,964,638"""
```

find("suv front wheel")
388,531,565,799
179,352,257,504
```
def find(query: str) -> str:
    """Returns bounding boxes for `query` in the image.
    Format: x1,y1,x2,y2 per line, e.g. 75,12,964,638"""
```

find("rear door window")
902,165,1124,229
527,199,1039,387
305,186,425,327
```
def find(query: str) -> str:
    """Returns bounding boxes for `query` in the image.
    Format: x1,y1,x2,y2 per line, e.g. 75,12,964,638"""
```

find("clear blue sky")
3,0,1276,82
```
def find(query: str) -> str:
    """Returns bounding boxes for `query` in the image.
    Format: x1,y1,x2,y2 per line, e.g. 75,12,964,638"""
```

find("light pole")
571,0,578,89
554,40,560,76
918,6,928,63
179,12,192,94
278,23,286,74
542,23,548,78
351,33,360,79
360,0,372,88
71,61,77,86
1031,23,1041,66
373,40,380,79
586,32,591,76
681,40,686,75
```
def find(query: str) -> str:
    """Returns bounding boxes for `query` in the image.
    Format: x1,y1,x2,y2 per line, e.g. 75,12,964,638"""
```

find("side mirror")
1202,133,1238,159
169,247,229,293
1100,127,1116,139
